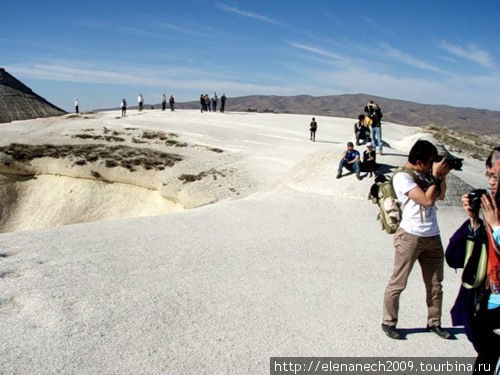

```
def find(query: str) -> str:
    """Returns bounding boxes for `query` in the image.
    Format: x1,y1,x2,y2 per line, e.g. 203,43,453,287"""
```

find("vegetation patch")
424,124,499,159
208,147,224,153
178,171,208,183
71,134,126,142
142,131,169,140
165,139,188,147
0,143,184,172
178,168,226,184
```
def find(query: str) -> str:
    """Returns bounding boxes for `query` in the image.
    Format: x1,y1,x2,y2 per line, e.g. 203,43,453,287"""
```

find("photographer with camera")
446,146,500,374
381,140,452,340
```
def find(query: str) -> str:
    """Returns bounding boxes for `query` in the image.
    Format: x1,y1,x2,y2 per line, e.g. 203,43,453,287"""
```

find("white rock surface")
0,109,489,374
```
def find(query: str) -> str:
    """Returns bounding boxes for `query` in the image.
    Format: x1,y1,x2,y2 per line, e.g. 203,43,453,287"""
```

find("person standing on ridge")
204,94,211,112
364,100,383,155
200,94,205,112
220,93,226,113
121,98,127,117
169,95,175,111
381,140,452,340
74,98,79,114
138,93,144,112
309,117,317,141
212,92,218,112
162,94,167,111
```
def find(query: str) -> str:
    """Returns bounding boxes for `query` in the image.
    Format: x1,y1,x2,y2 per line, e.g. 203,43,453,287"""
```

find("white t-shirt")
393,171,439,237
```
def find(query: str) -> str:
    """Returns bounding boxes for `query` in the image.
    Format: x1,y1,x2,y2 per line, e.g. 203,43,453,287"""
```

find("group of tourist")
160,94,175,112
310,101,499,372
75,93,228,117
308,100,382,180
200,92,226,113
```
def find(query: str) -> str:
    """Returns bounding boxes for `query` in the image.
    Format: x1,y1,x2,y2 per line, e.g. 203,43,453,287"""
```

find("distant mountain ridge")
171,94,498,136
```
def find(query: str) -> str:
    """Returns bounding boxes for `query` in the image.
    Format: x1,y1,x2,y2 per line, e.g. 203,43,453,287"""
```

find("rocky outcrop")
0,68,66,123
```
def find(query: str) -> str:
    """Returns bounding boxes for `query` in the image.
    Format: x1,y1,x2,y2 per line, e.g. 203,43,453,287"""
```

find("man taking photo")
381,140,451,340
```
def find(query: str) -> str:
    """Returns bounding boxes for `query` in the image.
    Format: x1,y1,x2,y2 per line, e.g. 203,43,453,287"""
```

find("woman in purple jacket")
446,148,500,374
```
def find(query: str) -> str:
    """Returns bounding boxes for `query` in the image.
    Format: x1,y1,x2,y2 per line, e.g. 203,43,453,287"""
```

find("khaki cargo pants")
382,227,444,327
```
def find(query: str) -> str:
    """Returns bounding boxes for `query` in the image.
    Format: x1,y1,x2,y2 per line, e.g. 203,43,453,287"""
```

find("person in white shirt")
74,98,79,114
138,94,143,112
161,94,166,111
381,140,452,340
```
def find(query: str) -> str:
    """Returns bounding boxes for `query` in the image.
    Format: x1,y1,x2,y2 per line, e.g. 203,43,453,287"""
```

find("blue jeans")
338,159,360,174
371,126,382,152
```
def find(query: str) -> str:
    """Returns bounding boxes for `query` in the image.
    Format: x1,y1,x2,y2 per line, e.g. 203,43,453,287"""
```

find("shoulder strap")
391,166,420,212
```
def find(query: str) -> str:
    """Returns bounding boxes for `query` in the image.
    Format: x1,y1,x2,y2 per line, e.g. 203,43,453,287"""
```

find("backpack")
371,166,418,234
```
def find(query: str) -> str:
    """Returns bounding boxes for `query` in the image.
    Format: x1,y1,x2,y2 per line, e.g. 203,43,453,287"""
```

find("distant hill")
170,94,498,136
0,68,66,124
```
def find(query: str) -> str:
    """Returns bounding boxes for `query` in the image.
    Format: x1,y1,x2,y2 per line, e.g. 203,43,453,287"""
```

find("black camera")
468,189,489,213
436,155,463,171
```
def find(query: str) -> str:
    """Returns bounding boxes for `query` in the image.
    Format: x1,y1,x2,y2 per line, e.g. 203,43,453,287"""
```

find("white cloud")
440,41,494,69
5,63,294,97
216,2,284,26
288,42,347,62
378,43,446,74
79,20,161,38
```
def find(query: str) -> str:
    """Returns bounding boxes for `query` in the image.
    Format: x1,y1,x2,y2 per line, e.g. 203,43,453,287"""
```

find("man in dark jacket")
169,95,175,111
220,93,226,113
309,117,317,141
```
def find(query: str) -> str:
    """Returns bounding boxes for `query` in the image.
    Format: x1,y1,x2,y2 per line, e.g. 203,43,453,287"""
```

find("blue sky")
1,0,499,112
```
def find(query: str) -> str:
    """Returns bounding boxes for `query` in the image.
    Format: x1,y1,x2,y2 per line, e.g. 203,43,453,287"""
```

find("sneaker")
336,173,342,179
381,324,402,339
356,174,362,180
426,325,453,339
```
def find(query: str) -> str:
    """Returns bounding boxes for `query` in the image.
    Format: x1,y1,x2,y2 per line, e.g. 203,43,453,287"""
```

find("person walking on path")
212,92,218,112
309,117,317,141
337,142,361,180
381,140,452,340
121,98,127,117
169,95,175,111
220,93,226,113
74,98,79,114
138,94,144,112
161,94,167,111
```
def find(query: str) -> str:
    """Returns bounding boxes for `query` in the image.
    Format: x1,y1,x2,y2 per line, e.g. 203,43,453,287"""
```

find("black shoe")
426,325,453,339
336,173,341,179
356,174,362,180
381,324,402,339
